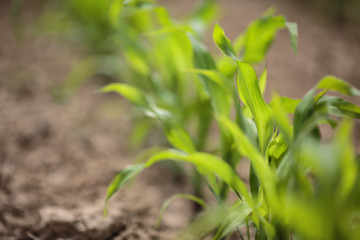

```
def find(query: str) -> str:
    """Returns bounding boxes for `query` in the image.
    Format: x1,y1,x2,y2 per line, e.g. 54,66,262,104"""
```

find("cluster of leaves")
35,0,360,239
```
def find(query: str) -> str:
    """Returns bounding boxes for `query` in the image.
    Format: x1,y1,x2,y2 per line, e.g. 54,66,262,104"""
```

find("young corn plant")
37,0,294,151
29,0,299,216
103,9,360,240
99,3,297,204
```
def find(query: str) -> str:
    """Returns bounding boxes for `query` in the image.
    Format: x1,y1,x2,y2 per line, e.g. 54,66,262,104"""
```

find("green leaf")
101,83,149,107
213,202,252,239
190,0,218,24
102,83,196,152
293,90,315,138
187,69,233,94
156,193,208,228
268,132,288,161
145,149,251,202
217,117,279,212
213,24,237,59
108,0,123,28
175,206,227,240
165,126,196,153
236,62,274,153
317,76,360,96
104,148,253,218
283,196,325,240
242,14,286,63
155,6,172,26
270,96,301,114
259,67,267,96
188,0,218,36
285,21,298,55
104,164,145,216
319,96,360,119
130,118,151,149
191,37,231,117
270,94,293,141
333,119,357,201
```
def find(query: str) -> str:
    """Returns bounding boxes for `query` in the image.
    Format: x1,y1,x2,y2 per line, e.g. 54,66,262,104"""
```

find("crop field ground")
0,0,359,239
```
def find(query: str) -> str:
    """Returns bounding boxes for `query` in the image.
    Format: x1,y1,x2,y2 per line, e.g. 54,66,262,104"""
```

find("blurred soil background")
0,0,359,239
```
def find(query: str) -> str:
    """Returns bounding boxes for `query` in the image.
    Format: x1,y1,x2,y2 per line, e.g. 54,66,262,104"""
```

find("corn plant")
21,0,360,238
35,0,300,211
102,4,360,240
36,0,295,151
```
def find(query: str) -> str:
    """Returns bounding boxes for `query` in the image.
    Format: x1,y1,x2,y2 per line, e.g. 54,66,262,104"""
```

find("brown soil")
0,0,359,239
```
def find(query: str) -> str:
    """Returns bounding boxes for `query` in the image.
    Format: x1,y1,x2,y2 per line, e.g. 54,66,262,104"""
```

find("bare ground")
0,0,359,239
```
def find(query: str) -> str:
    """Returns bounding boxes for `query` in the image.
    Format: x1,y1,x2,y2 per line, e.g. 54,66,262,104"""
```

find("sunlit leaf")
236,62,274,153
317,76,360,96
104,164,145,216
213,202,252,239
259,67,267,96
242,14,286,63
213,24,237,59
217,117,278,212
101,83,149,107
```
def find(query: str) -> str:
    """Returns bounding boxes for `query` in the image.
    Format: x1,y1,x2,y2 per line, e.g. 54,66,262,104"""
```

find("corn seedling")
19,0,360,239
100,2,360,240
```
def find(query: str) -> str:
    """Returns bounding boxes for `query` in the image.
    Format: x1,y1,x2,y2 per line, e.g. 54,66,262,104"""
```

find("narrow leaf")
156,193,208,228
286,21,298,55
104,164,145,216
317,76,360,96
213,24,237,59
236,62,274,153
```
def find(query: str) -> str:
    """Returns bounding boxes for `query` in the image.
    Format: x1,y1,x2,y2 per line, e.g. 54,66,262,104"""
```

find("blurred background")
0,0,359,239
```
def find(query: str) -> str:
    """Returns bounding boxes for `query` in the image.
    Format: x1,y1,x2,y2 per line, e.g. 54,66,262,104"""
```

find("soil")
0,0,359,239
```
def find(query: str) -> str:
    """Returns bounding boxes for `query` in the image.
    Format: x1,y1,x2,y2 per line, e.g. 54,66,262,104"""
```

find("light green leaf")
270,94,293,141
242,14,286,63
268,132,288,161
145,149,251,202
319,96,360,119
191,37,231,117
188,0,218,36
284,196,325,240
108,0,123,28
218,117,279,212
333,119,357,201
213,202,252,240
104,149,253,218
269,96,301,114
104,164,145,216
102,83,196,152
236,62,274,153
286,21,298,55
213,24,237,59
259,67,267,96
165,126,196,153
317,76,360,96
187,68,234,94
155,6,172,26
101,83,149,107
156,193,208,228
130,118,151,149
175,206,227,240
